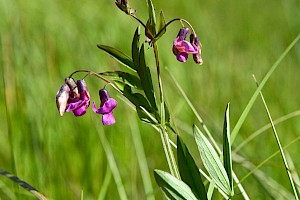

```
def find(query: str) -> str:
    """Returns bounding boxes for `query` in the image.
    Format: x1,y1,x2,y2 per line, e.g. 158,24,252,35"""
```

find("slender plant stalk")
0,169,47,200
152,41,180,179
253,75,299,200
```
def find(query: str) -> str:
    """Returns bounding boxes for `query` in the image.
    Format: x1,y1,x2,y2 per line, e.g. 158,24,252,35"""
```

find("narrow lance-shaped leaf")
97,45,136,71
154,10,166,41
122,85,158,124
223,103,234,195
154,169,198,200
132,26,140,70
194,125,232,197
145,0,156,39
177,135,208,200
138,44,157,110
99,71,142,89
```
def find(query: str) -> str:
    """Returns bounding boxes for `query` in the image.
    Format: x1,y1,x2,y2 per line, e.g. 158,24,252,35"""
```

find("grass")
1,0,300,199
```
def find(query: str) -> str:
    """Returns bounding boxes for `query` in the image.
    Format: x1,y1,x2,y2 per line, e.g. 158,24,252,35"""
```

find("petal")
176,52,188,62
73,106,87,116
96,98,118,114
176,40,198,53
102,112,116,125
92,102,99,113
66,100,85,112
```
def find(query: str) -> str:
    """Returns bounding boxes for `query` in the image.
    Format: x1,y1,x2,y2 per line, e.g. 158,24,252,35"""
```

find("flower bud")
115,0,135,15
177,27,189,40
56,84,70,116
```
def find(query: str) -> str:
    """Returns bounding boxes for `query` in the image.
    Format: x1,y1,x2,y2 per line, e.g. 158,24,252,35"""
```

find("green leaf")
145,0,156,39
97,45,136,71
154,169,198,200
223,103,234,194
138,44,157,110
122,85,158,124
177,136,208,200
99,71,142,89
154,10,166,41
132,27,140,70
194,125,232,197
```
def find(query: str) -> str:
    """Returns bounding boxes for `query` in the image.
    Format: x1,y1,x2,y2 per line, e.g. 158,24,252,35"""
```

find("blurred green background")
0,0,300,199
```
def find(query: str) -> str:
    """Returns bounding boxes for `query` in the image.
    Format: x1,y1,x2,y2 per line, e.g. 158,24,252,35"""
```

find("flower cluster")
172,27,203,64
56,78,117,125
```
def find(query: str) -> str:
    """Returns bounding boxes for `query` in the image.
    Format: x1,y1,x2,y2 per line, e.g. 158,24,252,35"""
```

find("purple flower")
92,88,117,125
65,80,90,116
172,27,199,62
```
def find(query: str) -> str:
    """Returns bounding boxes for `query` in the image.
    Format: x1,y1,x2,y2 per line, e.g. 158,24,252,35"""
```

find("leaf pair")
145,0,166,42
155,105,234,199
194,104,234,198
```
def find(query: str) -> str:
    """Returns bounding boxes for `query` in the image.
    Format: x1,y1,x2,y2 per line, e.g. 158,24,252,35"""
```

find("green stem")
153,42,179,179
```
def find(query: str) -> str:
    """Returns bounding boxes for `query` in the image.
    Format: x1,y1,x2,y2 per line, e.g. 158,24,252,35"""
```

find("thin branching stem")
68,69,123,94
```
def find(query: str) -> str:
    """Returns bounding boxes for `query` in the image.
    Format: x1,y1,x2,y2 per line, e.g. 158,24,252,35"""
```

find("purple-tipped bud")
56,84,70,116
177,27,189,40
190,33,203,65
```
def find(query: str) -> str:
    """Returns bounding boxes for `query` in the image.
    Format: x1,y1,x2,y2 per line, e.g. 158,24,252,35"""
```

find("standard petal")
102,112,116,125
177,40,198,53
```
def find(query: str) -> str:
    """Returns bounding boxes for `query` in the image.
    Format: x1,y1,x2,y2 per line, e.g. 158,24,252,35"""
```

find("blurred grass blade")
138,44,157,110
129,113,155,200
230,33,300,145
234,110,300,153
97,165,112,200
0,169,47,200
99,71,142,89
253,75,299,200
95,122,128,200
97,45,136,71
154,169,198,200
177,135,208,200
194,125,232,197
132,27,140,70
222,103,233,194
